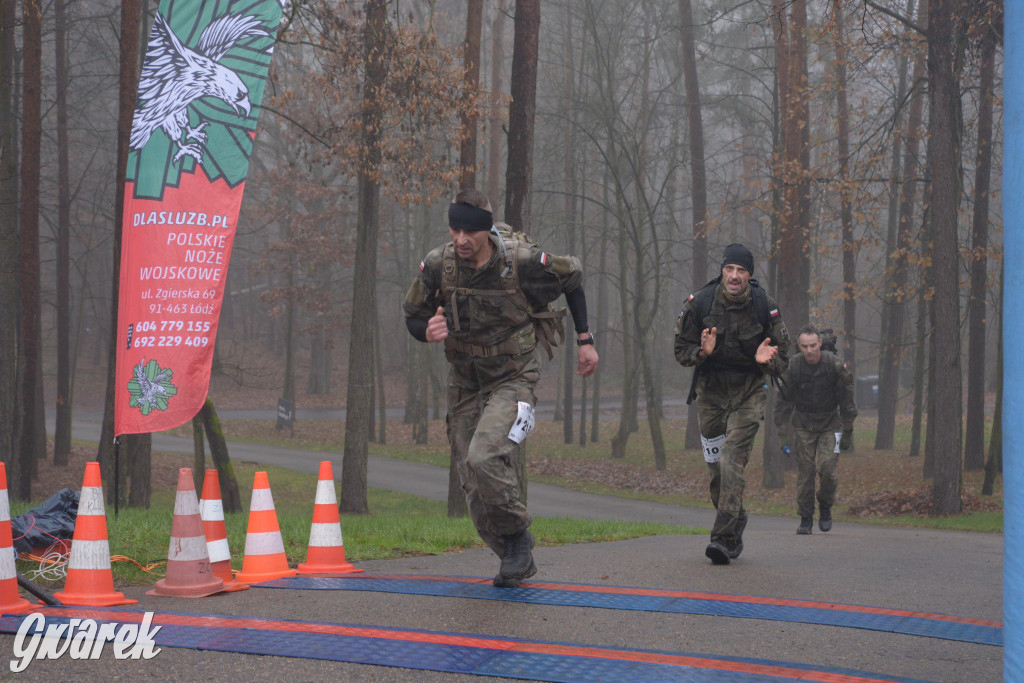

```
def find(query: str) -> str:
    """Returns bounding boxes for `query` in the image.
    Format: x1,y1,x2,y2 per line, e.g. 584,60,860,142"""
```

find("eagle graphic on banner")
130,12,270,165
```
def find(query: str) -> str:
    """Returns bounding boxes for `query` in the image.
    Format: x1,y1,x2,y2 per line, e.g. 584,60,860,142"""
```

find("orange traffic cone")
54,462,137,606
199,469,248,592
234,472,296,584
297,461,362,575
148,468,224,597
0,463,32,613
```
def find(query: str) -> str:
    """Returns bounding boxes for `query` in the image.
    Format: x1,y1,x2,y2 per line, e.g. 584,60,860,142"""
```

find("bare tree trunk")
877,1,927,450
641,342,666,470
281,262,296,426
503,0,539,498
200,398,241,513
486,0,507,205
459,0,482,189
926,0,963,514
834,0,856,377
590,190,608,445
375,308,386,444
561,7,576,445
1,0,22,490
17,0,43,500
192,414,205,482
910,282,927,458
341,0,387,515
504,0,539,232
679,0,707,451
982,263,1002,495
964,19,995,472
54,0,72,466
99,0,142,502
774,0,810,326
127,433,151,508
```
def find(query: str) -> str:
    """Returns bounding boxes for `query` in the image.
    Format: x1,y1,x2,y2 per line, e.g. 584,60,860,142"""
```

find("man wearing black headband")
673,242,789,565
403,188,598,587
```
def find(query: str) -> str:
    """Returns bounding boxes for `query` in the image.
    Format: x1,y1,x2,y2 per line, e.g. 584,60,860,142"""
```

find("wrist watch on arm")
577,332,594,346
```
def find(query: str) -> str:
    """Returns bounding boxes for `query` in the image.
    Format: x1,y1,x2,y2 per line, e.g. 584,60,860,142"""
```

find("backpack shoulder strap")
690,277,721,320
441,243,460,331
749,280,771,330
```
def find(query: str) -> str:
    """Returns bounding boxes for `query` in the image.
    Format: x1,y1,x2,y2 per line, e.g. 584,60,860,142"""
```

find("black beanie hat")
721,243,754,275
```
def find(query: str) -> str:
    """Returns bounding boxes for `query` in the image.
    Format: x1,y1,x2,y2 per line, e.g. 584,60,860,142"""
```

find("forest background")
0,0,1003,518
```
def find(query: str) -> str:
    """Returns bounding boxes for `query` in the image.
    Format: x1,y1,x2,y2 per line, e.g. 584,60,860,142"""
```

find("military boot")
819,507,832,533
494,530,536,587
705,541,731,565
796,517,813,535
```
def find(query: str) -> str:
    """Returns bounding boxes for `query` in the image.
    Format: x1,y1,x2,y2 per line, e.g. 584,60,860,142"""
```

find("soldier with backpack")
403,189,598,587
774,325,857,534
674,243,790,565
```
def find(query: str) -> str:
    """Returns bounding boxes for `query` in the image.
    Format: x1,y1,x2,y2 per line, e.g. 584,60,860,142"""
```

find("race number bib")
700,434,725,464
834,432,842,454
508,401,536,444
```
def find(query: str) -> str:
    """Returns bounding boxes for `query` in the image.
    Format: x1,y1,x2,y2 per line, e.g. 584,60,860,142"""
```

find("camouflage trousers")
793,427,840,518
446,353,539,557
696,386,765,549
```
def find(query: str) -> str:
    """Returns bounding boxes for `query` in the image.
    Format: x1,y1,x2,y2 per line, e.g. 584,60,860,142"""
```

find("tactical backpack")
684,276,775,404
440,223,567,360
819,327,838,355
688,275,772,330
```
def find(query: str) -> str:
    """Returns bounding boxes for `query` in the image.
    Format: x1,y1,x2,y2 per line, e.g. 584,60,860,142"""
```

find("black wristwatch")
577,333,595,346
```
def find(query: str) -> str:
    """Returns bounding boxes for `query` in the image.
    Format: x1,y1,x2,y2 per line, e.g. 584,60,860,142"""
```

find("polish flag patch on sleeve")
419,260,426,271
688,293,695,302
540,252,549,266
770,308,780,319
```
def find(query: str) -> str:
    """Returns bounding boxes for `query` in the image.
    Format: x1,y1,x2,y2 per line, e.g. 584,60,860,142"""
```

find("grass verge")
13,461,699,589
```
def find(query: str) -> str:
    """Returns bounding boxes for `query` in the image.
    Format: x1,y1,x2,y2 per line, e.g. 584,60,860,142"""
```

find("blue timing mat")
0,606,933,683
258,574,1003,647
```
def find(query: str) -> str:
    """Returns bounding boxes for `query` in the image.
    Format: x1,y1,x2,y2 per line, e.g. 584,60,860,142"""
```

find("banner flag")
114,0,282,436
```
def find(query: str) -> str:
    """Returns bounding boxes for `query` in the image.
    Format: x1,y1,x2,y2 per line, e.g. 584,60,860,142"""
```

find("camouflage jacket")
674,282,789,409
403,232,582,361
775,350,857,432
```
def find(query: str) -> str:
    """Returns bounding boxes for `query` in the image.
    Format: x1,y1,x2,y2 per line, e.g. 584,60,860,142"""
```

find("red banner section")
115,168,243,435
114,0,280,436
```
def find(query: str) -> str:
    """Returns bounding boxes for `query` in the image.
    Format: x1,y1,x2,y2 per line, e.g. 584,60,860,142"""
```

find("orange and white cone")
54,462,137,606
0,463,32,613
148,468,224,597
234,472,296,584
199,469,248,592
297,461,362,575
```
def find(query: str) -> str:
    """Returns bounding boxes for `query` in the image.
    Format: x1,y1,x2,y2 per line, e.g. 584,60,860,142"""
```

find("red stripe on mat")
27,607,906,683
341,574,1001,628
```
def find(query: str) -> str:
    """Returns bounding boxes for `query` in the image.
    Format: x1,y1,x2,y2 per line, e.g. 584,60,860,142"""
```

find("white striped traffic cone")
148,468,224,597
297,461,362,574
199,469,248,591
0,463,31,613
235,472,296,584
54,462,137,606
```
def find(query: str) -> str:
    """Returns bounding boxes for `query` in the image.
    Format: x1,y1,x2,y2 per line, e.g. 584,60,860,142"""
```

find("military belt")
445,336,532,358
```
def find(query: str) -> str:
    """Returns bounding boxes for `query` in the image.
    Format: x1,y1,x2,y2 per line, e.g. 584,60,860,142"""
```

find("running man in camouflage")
674,243,789,565
403,189,598,587
775,325,857,534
